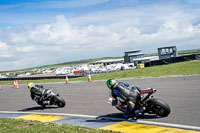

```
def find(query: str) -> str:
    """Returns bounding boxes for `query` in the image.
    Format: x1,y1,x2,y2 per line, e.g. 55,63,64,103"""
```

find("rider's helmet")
106,78,117,90
28,82,35,90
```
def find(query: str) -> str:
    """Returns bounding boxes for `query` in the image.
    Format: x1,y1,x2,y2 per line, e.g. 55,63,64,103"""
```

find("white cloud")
16,45,37,52
0,41,9,50
0,41,12,58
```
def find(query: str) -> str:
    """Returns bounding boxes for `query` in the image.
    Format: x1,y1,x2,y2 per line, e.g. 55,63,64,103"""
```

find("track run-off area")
0,75,200,132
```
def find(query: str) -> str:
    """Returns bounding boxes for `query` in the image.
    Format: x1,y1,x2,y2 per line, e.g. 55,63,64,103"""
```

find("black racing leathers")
112,82,140,103
30,85,45,105
111,82,140,118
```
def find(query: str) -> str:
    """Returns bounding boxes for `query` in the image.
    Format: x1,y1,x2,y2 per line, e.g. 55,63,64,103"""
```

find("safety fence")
0,75,82,81
90,70,119,74
0,70,121,81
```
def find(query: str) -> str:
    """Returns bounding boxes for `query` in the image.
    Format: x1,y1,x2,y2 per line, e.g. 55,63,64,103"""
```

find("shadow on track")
18,106,60,111
86,113,162,122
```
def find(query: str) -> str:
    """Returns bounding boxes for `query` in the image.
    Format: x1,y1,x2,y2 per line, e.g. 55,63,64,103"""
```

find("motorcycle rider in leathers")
106,78,144,119
28,82,50,106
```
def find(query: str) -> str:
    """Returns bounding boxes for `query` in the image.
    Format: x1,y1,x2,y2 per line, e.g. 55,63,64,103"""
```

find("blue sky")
0,0,200,71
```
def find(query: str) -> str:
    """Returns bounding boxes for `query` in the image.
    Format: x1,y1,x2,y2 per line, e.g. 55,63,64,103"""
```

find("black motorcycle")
108,86,171,117
41,89,65,107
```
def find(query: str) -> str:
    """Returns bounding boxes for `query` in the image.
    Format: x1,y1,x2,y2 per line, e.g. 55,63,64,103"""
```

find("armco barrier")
0,75,82,81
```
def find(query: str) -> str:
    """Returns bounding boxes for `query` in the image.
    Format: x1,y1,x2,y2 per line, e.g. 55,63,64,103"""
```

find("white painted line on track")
0,111,200,131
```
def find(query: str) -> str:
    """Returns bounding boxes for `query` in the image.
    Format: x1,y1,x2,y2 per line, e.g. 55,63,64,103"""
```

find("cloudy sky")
0,0,200,71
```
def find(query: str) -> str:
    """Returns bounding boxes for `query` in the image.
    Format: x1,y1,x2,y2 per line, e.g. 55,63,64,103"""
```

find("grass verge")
0,60,200,85
0,118,120,133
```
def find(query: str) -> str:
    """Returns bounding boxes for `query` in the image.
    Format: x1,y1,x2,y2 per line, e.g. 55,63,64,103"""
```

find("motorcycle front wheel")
52,95,66,107
146,98,171,117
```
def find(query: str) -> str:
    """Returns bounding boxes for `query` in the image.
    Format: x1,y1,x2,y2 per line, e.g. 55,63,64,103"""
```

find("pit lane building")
92,50,158,66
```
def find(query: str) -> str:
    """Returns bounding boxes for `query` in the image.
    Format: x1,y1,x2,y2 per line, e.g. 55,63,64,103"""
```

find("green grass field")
0,60,200,86
0,118,120,133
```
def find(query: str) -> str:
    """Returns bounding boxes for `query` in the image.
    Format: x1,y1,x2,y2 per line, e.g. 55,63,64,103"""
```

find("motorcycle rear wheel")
147,98,170,117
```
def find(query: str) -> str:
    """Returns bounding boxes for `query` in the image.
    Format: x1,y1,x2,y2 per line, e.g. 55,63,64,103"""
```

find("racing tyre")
147,98,170,117
52,96,65,107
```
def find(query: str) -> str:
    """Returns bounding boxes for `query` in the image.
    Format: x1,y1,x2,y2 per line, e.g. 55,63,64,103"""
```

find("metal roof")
124,50,141,53
132,56,159,61
92,56,159,64
126,53,144,56
92,58,124,63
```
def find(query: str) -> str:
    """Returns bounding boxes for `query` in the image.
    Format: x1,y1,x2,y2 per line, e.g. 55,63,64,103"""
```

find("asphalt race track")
0,75,200,127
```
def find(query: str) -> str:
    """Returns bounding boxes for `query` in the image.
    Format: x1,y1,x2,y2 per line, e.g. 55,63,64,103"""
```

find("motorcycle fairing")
137,87,153,94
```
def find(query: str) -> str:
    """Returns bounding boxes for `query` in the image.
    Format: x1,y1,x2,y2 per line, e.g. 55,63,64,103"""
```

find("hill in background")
0,48,200,74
